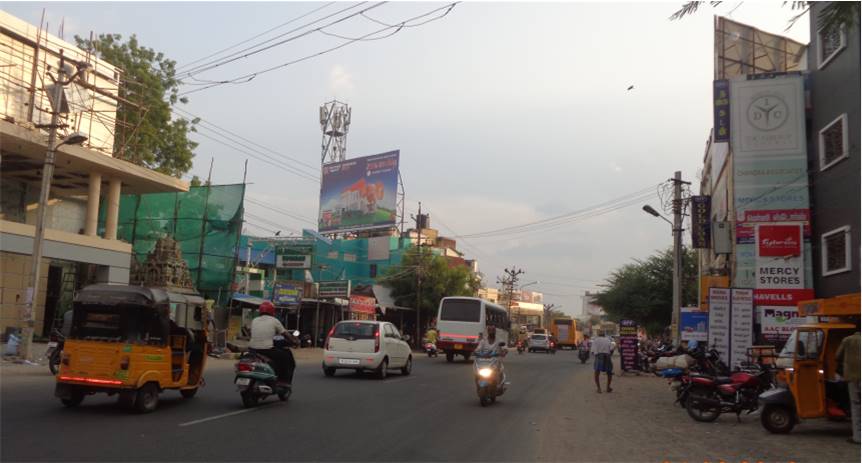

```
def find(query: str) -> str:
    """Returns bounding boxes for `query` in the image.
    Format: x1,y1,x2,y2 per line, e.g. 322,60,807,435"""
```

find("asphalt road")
2,349,859,462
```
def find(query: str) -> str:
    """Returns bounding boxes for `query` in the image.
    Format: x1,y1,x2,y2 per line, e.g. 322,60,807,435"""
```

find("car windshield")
332,322,377,340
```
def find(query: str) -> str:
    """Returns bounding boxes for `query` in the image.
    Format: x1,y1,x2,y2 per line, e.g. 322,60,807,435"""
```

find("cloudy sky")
5,1,810,317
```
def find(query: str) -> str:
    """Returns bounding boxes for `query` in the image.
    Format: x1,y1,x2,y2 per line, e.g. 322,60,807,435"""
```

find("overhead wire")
245,197,318,226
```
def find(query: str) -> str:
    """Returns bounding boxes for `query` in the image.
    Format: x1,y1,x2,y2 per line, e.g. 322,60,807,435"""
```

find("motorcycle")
424,341,438,358
578,346,590,364
548,340,557,354
516,341,525,355
474,342,508,407
682,368,772,422
45,329,65,375
234,331,299,408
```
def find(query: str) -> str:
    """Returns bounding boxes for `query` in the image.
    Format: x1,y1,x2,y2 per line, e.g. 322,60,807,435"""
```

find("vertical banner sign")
730,289,754,368
618,319,639,372
708,288,731,366
680,307,709,342
755,224,804,289
690,196,712,248
713,80,730,142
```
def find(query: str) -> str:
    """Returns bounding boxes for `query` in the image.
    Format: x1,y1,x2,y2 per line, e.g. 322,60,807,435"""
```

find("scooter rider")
475,326,507,380
249,301,298,386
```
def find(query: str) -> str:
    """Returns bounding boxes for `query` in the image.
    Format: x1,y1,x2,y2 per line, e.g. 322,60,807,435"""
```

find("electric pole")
670,171,690,346
497,267,524,323
543,303,557,330
413,202,424,348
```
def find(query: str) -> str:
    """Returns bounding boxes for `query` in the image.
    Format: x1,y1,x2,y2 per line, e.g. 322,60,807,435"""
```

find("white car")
322,321,412,379
528,333,552,352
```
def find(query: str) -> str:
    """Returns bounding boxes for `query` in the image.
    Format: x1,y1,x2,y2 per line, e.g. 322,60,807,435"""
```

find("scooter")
234,331,298,408
578,346,590,364
45,329,65,375
424,341,438,358
474,342,508,407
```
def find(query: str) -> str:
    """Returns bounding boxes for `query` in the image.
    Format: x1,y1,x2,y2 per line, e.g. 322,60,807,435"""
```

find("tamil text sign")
713,80,730,142
618,319,639,372
319,151,400,233
690,196,711,248
276,242,313,269
318,280,351,299
730,289,754,369
708,288,731,366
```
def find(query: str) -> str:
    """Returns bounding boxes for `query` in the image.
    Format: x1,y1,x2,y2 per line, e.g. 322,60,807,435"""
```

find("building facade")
805,3,861,298
0,12,187,336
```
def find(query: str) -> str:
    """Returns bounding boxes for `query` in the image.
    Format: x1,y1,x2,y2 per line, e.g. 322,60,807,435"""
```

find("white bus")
436,297,510,363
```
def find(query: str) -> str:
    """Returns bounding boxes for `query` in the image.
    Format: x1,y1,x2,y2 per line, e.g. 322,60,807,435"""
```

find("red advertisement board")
757,224,802,257
349,295,377,314
753,289,815,306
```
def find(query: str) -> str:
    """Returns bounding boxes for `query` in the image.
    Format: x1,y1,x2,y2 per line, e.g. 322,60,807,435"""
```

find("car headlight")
478,368,493,378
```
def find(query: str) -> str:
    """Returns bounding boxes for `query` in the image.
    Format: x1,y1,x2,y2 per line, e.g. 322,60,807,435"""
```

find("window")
439,299,481,322
819,114,849,170
383,324,395,338
817,26,846,69
794,330,824,360
332,322,377,340
822,226,852,276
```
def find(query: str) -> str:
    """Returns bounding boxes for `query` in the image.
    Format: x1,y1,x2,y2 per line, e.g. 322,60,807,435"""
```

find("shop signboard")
276,242,314,269
713,80,731,142
349,295,376,314
760,306,807,344
618,319,639,372
680,307,709,342
318,280,351,299
700,275,730,311
318,151,400,233
753,288,814,306
272,282,303,306
690,196,711,249
755,224,804,289
708,288,731,366
730,289,754,369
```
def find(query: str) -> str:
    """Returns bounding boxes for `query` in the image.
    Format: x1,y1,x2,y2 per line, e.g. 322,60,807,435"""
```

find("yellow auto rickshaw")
55,284,209,413
759,293,860,434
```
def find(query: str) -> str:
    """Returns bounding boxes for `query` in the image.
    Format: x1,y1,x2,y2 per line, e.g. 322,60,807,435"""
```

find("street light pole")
20,52,89,361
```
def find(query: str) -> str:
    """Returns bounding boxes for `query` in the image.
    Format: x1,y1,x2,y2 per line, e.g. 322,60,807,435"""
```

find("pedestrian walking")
591,330,614,393
836,330,860,444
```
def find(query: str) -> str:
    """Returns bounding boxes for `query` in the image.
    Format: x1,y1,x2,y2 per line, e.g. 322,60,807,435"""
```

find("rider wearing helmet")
249,301,297,385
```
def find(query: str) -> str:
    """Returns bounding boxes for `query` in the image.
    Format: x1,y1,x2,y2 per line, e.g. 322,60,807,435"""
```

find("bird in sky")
627,85,635,91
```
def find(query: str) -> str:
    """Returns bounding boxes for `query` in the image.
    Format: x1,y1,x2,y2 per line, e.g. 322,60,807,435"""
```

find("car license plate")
235,377,251,386
47,342,58,348
338,358,360,365
454,344,463,350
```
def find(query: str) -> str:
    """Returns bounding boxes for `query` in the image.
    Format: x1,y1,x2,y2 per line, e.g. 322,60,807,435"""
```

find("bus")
436,297,509,363
550,318,582,349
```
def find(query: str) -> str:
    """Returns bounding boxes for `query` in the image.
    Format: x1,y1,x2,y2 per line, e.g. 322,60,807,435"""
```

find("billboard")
349,295,376,314
760,306,807,344
319,151,400,233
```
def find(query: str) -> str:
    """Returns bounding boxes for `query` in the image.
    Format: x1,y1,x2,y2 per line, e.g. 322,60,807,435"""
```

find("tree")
75,34,197,177
670,1,859,36
382,248,481,324
593,247,698,336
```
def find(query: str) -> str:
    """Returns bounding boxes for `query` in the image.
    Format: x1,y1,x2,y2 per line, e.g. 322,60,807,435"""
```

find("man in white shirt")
591,330,614,393
249,301,296,385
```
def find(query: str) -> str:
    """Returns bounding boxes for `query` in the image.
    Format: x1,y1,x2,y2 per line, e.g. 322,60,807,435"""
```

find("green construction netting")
99,184,245,303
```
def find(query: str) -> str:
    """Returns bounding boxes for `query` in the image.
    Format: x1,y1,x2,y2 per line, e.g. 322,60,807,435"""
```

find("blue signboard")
272,283,303,306
680,307,709,342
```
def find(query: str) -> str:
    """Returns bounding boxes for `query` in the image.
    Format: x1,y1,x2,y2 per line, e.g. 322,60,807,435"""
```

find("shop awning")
372,285,413,315
230,293,266,307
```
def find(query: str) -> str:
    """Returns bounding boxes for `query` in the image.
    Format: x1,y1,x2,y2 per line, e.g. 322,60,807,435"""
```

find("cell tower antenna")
319,100,351,165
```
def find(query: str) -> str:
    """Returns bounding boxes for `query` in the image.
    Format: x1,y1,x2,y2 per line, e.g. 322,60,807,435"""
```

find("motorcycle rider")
424,324,439,345
249,301,298,386
475,325,507,382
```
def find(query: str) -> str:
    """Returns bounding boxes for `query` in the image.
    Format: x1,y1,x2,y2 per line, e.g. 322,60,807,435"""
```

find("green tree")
382,248,481,323
593,247,698,335
75,34,197,177
670,1,859,36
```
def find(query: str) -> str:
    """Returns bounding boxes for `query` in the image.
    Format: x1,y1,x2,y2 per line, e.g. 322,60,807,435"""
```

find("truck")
550,318,582,350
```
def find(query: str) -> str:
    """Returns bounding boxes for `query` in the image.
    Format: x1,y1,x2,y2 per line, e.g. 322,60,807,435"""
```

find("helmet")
259,301,276,316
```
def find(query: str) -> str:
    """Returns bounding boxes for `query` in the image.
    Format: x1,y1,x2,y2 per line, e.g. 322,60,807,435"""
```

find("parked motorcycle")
682,368,772,422
234,331,299,408
474,343,508,407
424,341,439,358
45,329,65,375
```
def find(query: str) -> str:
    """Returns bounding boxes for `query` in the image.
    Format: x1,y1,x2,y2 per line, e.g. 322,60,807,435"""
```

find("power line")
177,2,339,72
245,197,317,226
180,2,459,96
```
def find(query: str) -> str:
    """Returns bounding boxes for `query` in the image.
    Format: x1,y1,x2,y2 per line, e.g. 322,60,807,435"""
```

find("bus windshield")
440,299,481,322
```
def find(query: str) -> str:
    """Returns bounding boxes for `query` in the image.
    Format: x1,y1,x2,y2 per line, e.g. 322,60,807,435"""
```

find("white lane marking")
178,408,258,427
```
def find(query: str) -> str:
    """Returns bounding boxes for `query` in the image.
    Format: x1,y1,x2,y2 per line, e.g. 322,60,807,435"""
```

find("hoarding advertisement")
755,224,804,289
349,295,376,314
318,280,351,299
319,151,400,233
753,288,814,306
730,289,754,369
708,288,731,366
760,306,807,343
619,319,639,372
680,307,709,342
690,196,711,249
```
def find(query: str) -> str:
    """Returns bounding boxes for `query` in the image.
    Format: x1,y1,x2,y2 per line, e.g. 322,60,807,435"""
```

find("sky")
3,1,811,317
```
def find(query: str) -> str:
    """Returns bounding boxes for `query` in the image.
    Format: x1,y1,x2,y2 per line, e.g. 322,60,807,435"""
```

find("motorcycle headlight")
478,368,493,378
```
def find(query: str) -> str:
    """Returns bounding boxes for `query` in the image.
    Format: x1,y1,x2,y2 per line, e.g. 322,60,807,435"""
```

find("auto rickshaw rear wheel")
61,390,84,407
761,404,795,434
135,383,160,413
180,387,198,399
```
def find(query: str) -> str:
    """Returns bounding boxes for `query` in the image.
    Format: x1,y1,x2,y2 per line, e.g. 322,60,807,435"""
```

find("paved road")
2,349,858,462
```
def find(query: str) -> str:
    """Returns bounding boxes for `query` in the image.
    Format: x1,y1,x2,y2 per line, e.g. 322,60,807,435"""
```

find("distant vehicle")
436,297,509,363
528,333,553,353
532,328,547,335
322,321,412,379
550,318,582,350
